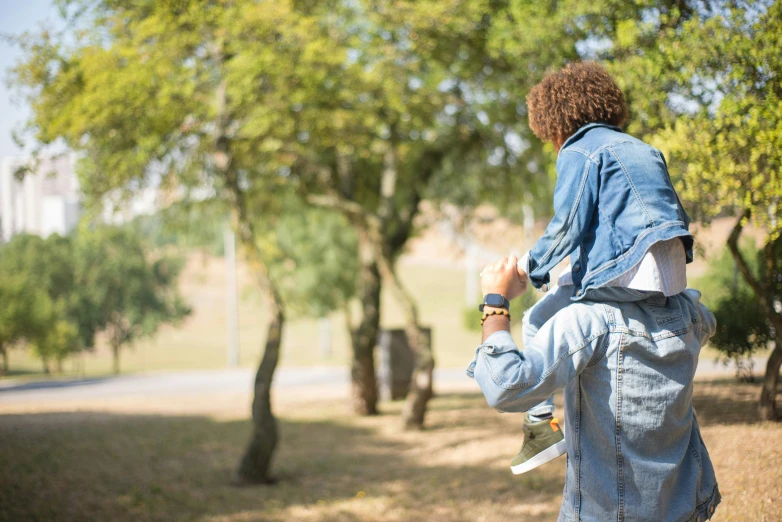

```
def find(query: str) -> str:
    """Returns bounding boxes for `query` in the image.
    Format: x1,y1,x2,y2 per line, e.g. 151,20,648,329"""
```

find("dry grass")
3,215,758,378
4,252,737,379
1,377,780,522
4,258,480,377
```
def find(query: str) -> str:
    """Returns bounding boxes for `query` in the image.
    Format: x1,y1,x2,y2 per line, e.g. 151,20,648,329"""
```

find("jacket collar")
561,122,623,151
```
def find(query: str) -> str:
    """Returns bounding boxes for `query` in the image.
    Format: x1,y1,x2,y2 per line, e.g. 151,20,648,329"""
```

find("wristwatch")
478,293,510,312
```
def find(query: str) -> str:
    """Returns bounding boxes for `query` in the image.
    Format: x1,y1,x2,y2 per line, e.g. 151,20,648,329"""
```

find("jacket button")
573,263,580,272
540,283,549,292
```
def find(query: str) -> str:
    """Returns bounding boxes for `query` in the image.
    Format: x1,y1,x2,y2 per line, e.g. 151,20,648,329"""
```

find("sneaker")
510,414,566,475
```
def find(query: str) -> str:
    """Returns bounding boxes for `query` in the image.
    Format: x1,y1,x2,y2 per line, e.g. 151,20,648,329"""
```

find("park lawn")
3,255,731,379
0,377,780,522
3,257,476,377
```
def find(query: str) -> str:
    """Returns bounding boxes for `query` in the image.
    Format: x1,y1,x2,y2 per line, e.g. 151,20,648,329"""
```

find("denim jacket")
467,289,720,522
523,123,693,298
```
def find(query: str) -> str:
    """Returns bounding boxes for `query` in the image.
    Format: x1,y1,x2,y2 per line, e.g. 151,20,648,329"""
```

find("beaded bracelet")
481,308,511,326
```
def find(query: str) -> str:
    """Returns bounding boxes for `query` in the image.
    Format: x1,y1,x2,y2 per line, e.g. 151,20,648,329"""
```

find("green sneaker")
510,414,566,475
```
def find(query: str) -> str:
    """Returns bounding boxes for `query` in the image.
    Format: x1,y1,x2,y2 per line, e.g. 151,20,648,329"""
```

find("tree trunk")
377,139,434,428
401,325,434,429
374,247,434,430
760,334,782,421
0,343,7,375
229,215,285,484
211,64,286,483
237,303,283,484
727,213,782,421
112,344,120,375
350,232,380,415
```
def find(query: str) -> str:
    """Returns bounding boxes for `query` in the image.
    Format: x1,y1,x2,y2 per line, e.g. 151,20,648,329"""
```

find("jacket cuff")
465,330,517,378
522,251,550,292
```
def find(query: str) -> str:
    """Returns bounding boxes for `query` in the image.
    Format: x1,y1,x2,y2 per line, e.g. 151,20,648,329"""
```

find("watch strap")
478,294,510,312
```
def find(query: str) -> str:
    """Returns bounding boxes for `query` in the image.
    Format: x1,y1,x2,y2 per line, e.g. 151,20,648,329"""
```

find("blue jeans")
523,284,576,419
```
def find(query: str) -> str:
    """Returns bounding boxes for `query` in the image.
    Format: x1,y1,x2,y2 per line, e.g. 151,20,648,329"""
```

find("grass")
4,257,479,376
3,255,734,379
1,377,780,521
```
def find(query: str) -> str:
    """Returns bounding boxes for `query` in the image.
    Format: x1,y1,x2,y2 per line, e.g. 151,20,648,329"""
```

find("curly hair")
526,61,627,143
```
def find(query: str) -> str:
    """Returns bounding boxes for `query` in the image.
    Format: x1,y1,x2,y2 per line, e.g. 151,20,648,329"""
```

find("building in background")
0,154,81,241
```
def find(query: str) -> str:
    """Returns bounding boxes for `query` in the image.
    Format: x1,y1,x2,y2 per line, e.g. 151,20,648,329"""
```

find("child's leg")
522,284,576,419
528,396,555,421
521,283,577,346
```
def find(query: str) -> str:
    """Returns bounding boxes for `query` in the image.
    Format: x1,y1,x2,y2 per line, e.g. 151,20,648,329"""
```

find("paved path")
0,358,765,408
0,367,472,406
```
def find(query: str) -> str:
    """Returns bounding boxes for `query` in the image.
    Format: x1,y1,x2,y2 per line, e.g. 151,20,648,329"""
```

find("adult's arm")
467,302,608,412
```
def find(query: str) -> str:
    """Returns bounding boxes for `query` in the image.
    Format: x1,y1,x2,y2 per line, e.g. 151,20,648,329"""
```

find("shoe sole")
510,439,567,475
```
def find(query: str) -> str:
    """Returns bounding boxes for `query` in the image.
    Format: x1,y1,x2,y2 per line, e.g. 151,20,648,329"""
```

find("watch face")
485,294,504,307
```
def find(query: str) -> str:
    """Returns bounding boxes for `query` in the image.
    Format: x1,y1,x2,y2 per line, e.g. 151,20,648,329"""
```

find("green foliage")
0,234,88,368
0,227,190,373
6,0,600,363
75,226,191,358
599,2,782,392
694,245,771,378
271,205,358,318
7,0,591,247
594,1,782,230
14,1,782,378
130,201,228,256
0,273,50,352
30,310,80,371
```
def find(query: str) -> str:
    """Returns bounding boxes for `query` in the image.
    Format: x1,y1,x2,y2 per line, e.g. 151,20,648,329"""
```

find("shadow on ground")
0,392,563,522
692,377,775,426
0,377,110,393
1,377,775,522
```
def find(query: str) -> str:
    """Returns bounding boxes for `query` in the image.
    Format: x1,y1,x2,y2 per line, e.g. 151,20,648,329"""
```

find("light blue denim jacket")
467,289,720,522
523,123,693,298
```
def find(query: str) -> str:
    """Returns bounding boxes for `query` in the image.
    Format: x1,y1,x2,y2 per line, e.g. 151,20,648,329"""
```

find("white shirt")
524,237,688,296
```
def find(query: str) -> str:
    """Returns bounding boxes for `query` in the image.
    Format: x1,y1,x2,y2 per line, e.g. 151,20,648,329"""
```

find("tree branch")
306,193,377,223
378,131,398,223
727,210,779,326
728,210,763,294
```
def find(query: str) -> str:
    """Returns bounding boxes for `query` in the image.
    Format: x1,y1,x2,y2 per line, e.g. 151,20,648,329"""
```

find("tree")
280,0,584,427
0,273,49,374
488,0,782,419
694,245,772,380
0,234,89,372
74,226,190,374
10,0,343,483
30,307,80,375
11,0,660,442
605,1,782,420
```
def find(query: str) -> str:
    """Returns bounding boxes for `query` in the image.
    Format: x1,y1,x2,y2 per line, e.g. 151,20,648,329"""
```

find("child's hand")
516,263,529,291
481,255,528,300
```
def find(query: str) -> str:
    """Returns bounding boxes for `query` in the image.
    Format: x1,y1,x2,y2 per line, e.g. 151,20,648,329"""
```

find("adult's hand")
481,254,528,301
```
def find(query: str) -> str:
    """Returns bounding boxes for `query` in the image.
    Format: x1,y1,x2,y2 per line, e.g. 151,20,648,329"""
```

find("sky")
0,0,61,158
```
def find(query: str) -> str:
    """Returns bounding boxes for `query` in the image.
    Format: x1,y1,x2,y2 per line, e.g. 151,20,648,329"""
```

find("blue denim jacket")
524,123,693,298
467,289,720,522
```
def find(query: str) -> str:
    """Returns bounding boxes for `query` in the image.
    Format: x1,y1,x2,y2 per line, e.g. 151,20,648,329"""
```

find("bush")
694,244,770,381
